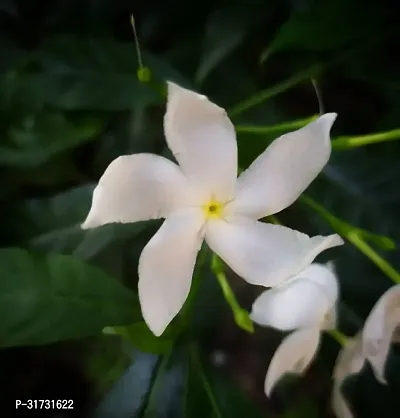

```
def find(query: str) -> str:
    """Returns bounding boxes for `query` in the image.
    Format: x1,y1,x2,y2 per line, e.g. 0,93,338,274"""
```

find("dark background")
1,0,400,417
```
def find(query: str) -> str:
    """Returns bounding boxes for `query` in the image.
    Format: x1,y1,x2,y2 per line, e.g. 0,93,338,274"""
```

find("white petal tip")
166,80,207,102
327,234,345,247
325,260,336,272
166,80,180,91
81,219,94,230
167,81,192,95
151,327,164,337
320,112,338,127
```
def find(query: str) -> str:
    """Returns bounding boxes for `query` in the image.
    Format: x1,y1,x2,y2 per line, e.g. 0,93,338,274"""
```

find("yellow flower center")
203,200,224,220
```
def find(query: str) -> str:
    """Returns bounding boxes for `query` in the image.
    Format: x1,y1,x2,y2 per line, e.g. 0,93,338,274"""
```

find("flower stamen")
203,200,224,220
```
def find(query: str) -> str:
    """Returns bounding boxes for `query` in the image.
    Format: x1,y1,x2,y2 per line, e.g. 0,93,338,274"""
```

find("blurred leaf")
91,108,163,174
94,350,159,418
185,343,265,418
0,112,103,167
0,0,17,17
95,349,184,418
229,63,325,117
4,36,163,111
85,334,133,396
262,0,388,60
195,3,255,84
8,184,148,257
0,248,141,347
322,148,400,232
282,397,319,418
115,322,173,354
301,146,400,320
95,342,264,418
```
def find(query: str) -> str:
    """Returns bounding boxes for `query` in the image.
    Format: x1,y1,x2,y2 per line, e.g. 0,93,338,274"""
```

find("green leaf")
95,343,264,418
282,397,319,418
0,248,141,347
185,343,264,418
5,35,161,111
94,350,160,418
262,0,389,59
114,322,173,354
85,334,133,396
300,145,400,320
0,112,103,167
0,0,17,17
195,4,254,84
8,185,148,257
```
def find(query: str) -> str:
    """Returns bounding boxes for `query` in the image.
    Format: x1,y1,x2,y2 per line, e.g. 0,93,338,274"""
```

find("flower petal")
322,306,338,330
138,208,205,336
82,154,196,229
332,335,365,418
265,329,320,397
332,384,354,418
302,262,339,300
164,82,237,201
227,114,337,219
205,217,344,287
361,284,400,384
333,334,365,382
251,279,333,331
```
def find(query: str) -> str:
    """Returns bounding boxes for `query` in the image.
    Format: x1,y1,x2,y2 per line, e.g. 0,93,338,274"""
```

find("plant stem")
236,115,318,135
229,64,325,117
332,128,400,149
301,194,400,285
211,255,254,333
328,329,348,346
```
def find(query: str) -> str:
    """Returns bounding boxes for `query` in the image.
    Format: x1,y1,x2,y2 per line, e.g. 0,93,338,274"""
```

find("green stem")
211,255,254,333
332,128,400,149
328,329,348,346
347,231,400,284
267,214,281,225
301,194,400,285
236,115,318,135
229,64,325,117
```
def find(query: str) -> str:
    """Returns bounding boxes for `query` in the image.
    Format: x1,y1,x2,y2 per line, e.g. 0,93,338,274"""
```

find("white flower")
332,335,365,418
361,284,400,384
331,284,400,418
251,262,339,395
264,328,321,396
251,262,339,331
82,82,343,336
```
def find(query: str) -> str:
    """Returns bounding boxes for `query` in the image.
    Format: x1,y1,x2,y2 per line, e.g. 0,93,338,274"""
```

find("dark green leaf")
185,343,264,418
195,4,254,84
0,112,103,167
8,185,148,259
302,146,400,320
0,0,17,17
94,350,159,418
263,0,389,58
85,334,133,396
4,36,161,111
0,248,141,347
115,322,173,355
3,36,188,112
96,342,264,418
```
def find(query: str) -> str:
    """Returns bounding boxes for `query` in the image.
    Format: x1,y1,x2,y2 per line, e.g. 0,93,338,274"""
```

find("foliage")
1,0,399,417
